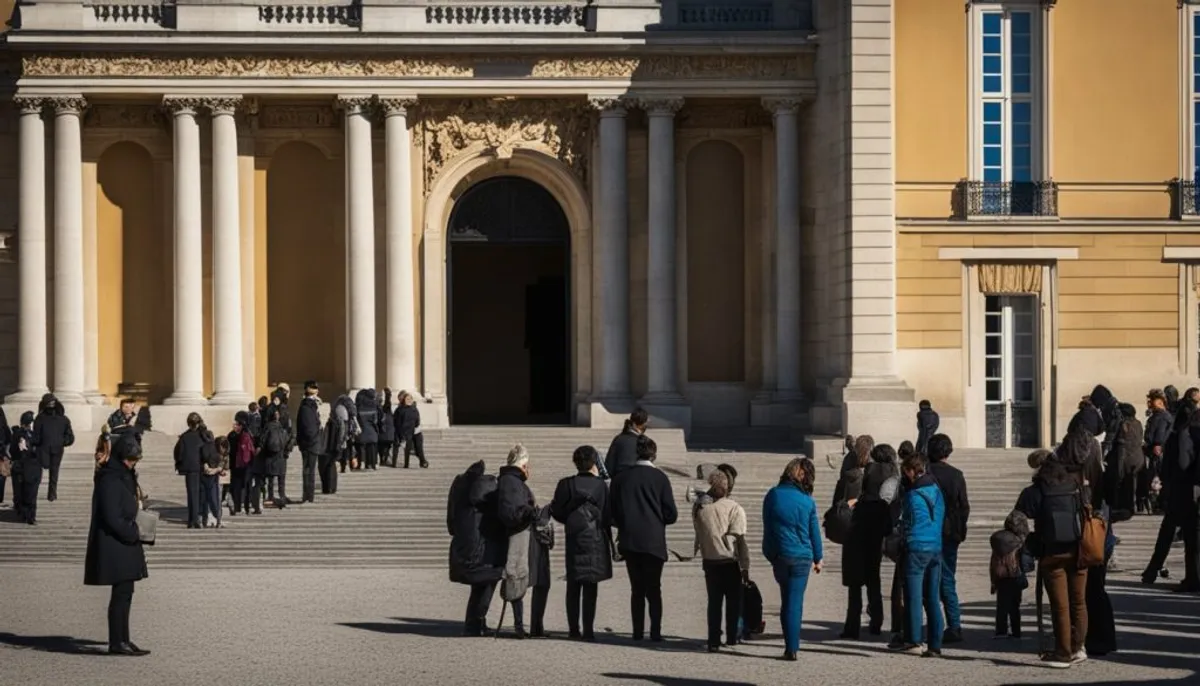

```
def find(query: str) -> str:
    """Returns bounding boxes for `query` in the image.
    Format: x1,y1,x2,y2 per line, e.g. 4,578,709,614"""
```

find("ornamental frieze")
21,53,810,80
84,104,167,128
415,98,591,195
259,104,337,128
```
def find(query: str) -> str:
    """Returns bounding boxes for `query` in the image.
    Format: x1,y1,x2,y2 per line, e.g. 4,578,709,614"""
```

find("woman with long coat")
448,461,506,636
551,445,613,641
84,434,150,656
842,443,899,639
396,392,427,468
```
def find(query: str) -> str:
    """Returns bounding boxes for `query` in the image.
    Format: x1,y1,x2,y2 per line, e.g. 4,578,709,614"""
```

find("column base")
581,395,636,430
163,392,209,406
52,390,87,405
831,376,916,447
4,389,50,405
149,404,238,434
84,390,107,406
638,392,692,435
418,395,451,429
208,391,251,407
749,390,803,428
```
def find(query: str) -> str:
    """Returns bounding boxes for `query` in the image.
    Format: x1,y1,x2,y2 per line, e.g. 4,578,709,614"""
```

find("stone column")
163,97,207,405
7,97,49,404
338,96,376,395
381,97,418,395
83,160,104,405
637,97,689,425
589,97,631,402
51,96,88,404
207,97,248,405
764,97,803,402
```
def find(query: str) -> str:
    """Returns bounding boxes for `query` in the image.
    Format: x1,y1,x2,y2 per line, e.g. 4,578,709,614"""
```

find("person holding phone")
762,457,823,662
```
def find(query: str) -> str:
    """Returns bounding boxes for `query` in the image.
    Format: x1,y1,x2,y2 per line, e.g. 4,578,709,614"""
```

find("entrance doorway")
983,294,1039,448
448,176,570,425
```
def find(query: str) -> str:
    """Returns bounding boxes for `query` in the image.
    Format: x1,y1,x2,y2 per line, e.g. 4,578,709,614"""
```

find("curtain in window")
978,263,1042,294
1192,264,1200,297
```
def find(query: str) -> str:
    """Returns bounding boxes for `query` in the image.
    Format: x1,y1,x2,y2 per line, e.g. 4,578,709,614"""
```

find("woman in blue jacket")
894,452,946,657
762,457,823,661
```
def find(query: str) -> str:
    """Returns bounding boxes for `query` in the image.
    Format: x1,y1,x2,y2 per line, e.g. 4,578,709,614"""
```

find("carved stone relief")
84,104,168,128
259,104,337,128
415,99,591,195
678,102,772,129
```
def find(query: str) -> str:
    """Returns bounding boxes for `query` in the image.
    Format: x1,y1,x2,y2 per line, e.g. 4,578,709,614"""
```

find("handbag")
1077,503,1107,568
135,508,160,545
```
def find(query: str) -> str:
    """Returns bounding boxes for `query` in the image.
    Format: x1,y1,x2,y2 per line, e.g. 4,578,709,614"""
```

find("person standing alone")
610,435,677,641
33,393,74,502
295,381,323,504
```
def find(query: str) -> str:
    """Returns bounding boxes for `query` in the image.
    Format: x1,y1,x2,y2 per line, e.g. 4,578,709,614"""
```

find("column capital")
46,95,88,116
588,96,628,116
634,97,685,116
162,96,206,116
336,95,375,116
378,96,418,117
203,96,244,117
762,97,804,115
13,95,47,115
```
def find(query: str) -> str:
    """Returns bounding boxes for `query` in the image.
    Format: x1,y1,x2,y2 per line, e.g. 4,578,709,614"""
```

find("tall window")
1192,11,1200,182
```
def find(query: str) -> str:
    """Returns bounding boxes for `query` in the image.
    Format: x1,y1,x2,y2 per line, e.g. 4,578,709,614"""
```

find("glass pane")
1011,11,1031,34
1012,101,1031,123
985,123,1002,145
986,315,1001,334
984,145,1002,167
1012,405,1039,448
984,11,1002,35
984,76,1002,94
983,55,1002,76
1015,334,1034,356
1194,11,1200,37
986,357,1002,379
1010,55,1031,80
985,295,1001,312
1012,76,1031,94
984,167,1003,182
986,380,1002,402
984,36,1002,54
1012,122,1031,145
1014,354,1035,379
986,336,1001,356
1016,379,1035,403
986,404,1005,448
984,101,1002,121
1012,33,1031,55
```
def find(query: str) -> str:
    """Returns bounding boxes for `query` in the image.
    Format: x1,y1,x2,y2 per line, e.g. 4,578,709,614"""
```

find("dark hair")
215,435,230,457
186,412,206,431
572,445,599,472
870,443,897,465
1056,426,1094,469
780,457,815,494
630,407,649,427
926,434,953,462
120,398,135,406
918,399,932,410
901,451,927,476
1034,457,1071,487
897,440,915,461
1027,448,1053,470
717,463,738,491
853,435,875,469
636,435,657,462
257,396,269,408
1119,402,1136,419
248,401,259,413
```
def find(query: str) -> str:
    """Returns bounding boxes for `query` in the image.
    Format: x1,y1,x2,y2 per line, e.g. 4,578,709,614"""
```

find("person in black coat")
261,405,291,508
11,411,38,525
610,435,677,641
395,392,427,468
1142,389,1172,514
378,388,397,468
0,406,10,505
354,389,381,470
915,400,939,457
33,393,74,502
841,444,898,639
551,445,613,640
496,446,538,638
295,381,323,504
604,408,647,479
84,434,150,656
173,413,213,529
447,460,506,636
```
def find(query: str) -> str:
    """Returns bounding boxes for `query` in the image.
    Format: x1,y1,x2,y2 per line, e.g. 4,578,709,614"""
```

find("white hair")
506,443,529,468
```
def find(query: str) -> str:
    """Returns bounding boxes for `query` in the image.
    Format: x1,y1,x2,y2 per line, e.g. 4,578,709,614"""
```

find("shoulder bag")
1077,502,1107,568
135,507,160,545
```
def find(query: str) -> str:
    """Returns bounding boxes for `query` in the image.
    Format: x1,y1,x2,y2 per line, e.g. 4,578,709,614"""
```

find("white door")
984,295,1039,448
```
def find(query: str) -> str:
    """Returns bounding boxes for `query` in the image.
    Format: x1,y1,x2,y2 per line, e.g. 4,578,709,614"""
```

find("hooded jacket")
550,472,613,584
447,461,507,585
32,393,74,467
902,473,945,554
296,395,323,452
354,389,380,445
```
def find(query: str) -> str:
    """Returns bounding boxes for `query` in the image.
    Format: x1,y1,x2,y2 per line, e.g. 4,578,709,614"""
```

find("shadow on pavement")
339,616,464,638
0,632,107,655
603,674,756,686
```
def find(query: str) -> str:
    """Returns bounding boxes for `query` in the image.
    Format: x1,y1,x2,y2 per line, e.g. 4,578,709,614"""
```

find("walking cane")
1035,564,1046,657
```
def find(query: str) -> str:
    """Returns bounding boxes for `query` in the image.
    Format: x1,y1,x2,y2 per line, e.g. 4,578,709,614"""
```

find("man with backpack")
296,381,323,504
925,434,969,645
228,412,258,515
260,405,291,509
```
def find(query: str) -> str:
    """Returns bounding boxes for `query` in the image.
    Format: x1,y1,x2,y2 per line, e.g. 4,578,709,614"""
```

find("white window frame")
968,1,1048,184
1181,2,1200,186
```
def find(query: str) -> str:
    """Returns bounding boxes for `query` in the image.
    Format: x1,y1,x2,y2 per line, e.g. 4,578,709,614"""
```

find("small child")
989,510,1035,638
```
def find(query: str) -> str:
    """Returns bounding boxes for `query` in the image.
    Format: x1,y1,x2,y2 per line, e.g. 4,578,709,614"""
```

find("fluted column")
764,97,803,401
50,96,88,404
7,97,49,403
207,97,248,405
589,97,631,400
381,97,419,394
639,97,684,401
338,96,376,394
163,97,206,405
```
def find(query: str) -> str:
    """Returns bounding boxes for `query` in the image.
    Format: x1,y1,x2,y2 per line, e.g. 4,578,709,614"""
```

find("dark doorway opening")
448,176,570,425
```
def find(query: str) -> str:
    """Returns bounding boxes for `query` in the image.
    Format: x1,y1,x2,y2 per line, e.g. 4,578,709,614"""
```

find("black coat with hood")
296,395,323,452
1089,385,1121,451
84,438,147,587
916,407,940,456
604,422,640,478
395,403,420,440
379,393,396,443
844,460,898,587
33,393,74,468
447,461,507,585
354,389,381,445
550,472,613,584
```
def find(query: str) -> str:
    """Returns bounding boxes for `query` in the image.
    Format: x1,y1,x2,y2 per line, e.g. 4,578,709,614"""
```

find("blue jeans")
772,558,811,654
940,539,961,630
905,549,943,650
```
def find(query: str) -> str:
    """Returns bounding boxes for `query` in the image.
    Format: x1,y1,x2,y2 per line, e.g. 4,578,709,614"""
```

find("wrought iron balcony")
954,180,1059,219
1172,179,1200,218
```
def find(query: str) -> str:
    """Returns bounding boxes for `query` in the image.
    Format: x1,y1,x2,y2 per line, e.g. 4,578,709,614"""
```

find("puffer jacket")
447,461,507,585
902,474,945,554
550,472,613,584
355,389,381,445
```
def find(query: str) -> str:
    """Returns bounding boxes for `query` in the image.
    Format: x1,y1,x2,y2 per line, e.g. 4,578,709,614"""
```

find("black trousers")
890,557,906,638
994,581,1023,636
703,560,743,647
0,472,7,503
1181,507,1200,587
183,472,202,526
339,446,353,472
1085,562,1117,655
566,580,599,636
18,462,41,523
108,581,135,648
511,586,549,634
47,450,63,499
229,468,249,514
404,433,426,467
356,443,377,470
465,581,498,632
267,474,288,503
248,473,265,512
846,546,885,636
378,441,394,467
1146,511,1180,576
300,450,319,502
319,452,338,494
624,552,665,639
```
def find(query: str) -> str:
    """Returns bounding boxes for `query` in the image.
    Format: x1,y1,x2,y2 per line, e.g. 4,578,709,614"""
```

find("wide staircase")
0,427,1181,578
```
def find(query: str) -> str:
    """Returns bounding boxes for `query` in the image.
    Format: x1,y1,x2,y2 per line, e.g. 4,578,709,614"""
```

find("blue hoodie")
903,474,945,554
761,482,823,565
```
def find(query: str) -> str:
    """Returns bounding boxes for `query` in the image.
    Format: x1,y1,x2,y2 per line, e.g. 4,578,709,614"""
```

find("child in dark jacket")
989,510,1035,638
915,400,939,457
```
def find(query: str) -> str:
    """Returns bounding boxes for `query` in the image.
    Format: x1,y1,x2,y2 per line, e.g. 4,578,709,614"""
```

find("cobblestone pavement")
1,563,1195,686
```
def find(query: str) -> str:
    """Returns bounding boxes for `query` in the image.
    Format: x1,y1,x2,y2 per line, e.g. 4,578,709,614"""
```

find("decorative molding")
83,103,167,128
13,96,47,115
425,5,584,27
335,95,374,115
202,96,243,116
635,97,685,115
937,247,1078,261
416,98,591,196
21,54,811,81
258,104,337,128
588,96,627,114
761,96,803,114
161,96,207,114
1163,247,1200,261
259,5,361,27
45,95,89,115
678,102,772,128
378,97,419,117
92,4,166,25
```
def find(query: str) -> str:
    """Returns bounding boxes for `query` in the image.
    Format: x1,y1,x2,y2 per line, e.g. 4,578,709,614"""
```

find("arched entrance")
448,176,570,424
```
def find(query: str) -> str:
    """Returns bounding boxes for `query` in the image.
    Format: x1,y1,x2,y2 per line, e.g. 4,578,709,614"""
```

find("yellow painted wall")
0,0,12,31
899,232,1179,350
1053,0,1179,218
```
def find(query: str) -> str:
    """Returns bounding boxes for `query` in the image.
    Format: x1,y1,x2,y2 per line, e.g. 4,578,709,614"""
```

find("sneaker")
887,634,906,650
921,648,942,658
942,628,964,644
1040,654,1072,669
782,650,797,661
1071,649,1087,664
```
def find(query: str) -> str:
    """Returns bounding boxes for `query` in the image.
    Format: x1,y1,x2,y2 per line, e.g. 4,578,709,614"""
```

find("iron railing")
1172,179,1200,218
954,180,1058,218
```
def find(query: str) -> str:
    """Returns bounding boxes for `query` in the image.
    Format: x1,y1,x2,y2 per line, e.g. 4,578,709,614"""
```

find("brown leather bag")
1078,504,1107,568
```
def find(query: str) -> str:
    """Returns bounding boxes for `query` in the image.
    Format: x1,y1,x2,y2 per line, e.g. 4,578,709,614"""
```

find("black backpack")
823,501,853,545
1038,484,1082,545
264,423,287,454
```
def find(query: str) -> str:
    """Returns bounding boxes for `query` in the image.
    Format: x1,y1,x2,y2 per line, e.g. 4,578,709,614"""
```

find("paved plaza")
1,563,1196,686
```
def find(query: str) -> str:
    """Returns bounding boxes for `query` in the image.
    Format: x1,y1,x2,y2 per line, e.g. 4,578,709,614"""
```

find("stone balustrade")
258,4,362,26
91,3,165,24
425,4,585,28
